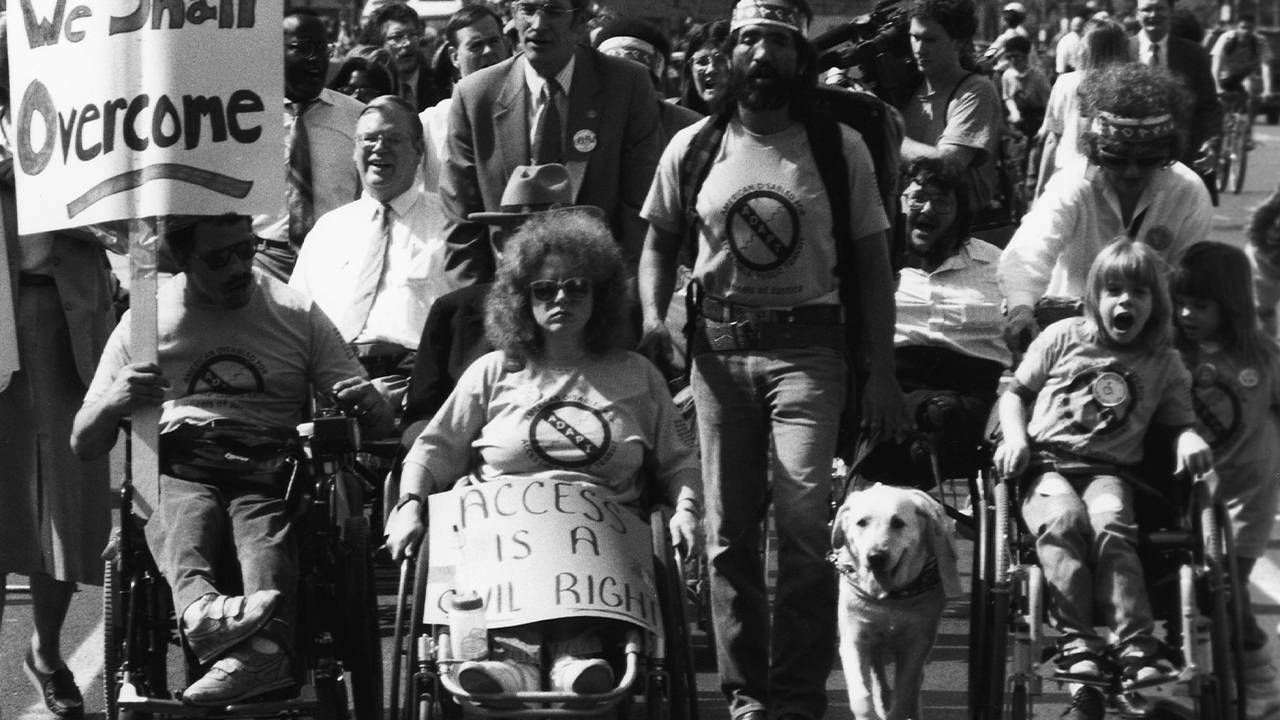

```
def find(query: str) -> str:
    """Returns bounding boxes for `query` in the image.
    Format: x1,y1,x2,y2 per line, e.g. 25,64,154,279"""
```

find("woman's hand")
384,497,425,561
994,436,1030,479
669,508,703,559
1176,429,1214,476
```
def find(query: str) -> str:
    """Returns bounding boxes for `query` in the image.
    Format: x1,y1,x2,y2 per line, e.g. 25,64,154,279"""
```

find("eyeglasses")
385,31,422,46
286,39,332,59
357,132,412,148
529,277,591,302
201,239,257,269
900,189,955,213
514,2,575,19
1095,151,1169,171
690,51,724,68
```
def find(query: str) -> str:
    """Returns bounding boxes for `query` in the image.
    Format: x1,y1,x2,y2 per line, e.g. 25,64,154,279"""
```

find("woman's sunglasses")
529,277,591,302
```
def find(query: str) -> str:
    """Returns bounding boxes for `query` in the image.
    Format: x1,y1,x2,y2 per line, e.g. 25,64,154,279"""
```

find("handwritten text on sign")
424,478,661,634
8,0,284,233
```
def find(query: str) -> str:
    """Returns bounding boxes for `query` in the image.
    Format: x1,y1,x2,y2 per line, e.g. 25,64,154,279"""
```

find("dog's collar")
830,552,942,600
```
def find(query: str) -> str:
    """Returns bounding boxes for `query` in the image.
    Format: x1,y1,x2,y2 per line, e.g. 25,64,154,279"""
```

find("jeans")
691,346,846,720
1020,471,1156,657
143,476,297,648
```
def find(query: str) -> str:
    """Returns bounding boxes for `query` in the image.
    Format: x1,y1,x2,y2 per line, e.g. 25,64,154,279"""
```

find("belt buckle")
732,315,760,347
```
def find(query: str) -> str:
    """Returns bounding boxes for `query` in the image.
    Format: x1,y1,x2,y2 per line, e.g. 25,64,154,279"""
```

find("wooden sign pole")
127,218,161,517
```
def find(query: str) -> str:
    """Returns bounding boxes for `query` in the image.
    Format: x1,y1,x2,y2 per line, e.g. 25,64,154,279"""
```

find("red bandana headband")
730,0,808,34
1090,111,1175,141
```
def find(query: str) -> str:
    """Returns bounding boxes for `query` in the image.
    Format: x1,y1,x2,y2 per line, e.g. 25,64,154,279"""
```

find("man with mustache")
71,214,392,704
638,1,906,718
291,96,455,379
254,9,364,282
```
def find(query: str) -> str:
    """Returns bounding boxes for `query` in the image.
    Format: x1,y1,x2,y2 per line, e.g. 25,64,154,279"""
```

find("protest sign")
7,0,284,234
424,478,662,635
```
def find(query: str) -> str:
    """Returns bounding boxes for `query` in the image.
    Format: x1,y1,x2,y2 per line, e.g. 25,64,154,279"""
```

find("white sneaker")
182,635,292,706
549,657,614,695
456,660,539,694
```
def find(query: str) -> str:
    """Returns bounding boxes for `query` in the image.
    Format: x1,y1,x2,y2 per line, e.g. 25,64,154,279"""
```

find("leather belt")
701,296,844,325
259,238,293,252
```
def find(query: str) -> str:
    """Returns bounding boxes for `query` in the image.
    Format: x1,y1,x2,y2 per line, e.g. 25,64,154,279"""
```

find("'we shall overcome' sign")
8,0,283,233
424,478,662,634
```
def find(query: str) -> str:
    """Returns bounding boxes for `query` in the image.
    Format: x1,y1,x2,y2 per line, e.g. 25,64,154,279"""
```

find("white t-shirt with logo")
642,117,888,308
85,272,365,432
404,350,700,507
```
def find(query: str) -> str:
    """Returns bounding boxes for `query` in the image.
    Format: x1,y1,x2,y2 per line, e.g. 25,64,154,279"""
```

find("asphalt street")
5,124,1280,720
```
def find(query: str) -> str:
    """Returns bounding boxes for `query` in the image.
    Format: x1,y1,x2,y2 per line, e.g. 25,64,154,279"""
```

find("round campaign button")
1239,368,1260,388
1091,371,1128,407
573,129,597,153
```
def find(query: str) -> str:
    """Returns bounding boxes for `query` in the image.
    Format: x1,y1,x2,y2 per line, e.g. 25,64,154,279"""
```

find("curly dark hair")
365,2,421,44
485,211,629,363
909,0,979,41
1079,62,1189,163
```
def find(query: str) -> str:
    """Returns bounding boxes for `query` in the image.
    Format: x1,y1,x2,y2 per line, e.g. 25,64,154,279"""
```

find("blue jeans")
143,476,297,647
691,346,846,720
1020,471,1156,657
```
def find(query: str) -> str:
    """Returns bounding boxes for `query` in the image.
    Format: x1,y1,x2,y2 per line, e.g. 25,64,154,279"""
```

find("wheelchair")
103,412,385,720
967,436,1248,719
385,481,699,720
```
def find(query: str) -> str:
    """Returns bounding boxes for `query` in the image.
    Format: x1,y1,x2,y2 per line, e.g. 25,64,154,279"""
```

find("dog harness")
829,552,943,601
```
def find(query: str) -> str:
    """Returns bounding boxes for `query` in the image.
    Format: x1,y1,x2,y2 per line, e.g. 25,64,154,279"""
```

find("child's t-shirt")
1017,318,1194,466
1181,344,1280,557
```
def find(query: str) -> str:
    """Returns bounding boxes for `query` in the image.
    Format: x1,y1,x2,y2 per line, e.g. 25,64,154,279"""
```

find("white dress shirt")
253,88,364,243
289,187,452,349
522,55,575,155
1138,33,1167,68
896,238,1012,369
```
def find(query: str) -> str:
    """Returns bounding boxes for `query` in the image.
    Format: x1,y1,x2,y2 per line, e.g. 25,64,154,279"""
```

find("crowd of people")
7,0,1280,717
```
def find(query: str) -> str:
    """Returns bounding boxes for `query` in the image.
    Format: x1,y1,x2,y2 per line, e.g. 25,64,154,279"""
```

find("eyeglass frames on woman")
529,277,591,302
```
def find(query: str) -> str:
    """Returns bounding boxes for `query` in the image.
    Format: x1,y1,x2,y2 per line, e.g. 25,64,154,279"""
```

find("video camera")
812,0,921,109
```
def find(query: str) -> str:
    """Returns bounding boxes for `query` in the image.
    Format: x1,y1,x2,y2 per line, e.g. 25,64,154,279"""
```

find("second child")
1171,241,1280,718
995,239,1213,719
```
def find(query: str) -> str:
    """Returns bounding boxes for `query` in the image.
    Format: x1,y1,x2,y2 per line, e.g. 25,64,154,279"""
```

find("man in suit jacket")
367,3,446,112
439,0,662,284
1133,0,1222,178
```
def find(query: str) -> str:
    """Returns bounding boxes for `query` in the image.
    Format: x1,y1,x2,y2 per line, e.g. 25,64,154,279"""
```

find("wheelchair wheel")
1191,482,1246,720
316,671,352,720
970,472,1013,720
649,510,699,720
340,515,384,720
104,558,121,720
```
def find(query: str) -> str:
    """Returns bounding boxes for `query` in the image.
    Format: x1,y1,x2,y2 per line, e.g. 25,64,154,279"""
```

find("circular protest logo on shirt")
527,400,613,469
1190,372,1243,450
724,189,802,273
187,353,265,396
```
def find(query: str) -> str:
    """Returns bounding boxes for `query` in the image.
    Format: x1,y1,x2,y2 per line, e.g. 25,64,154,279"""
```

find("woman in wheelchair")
70,214,393,705
993,240,1213,716
384,211,702,698
1172,242,1280,717
856,158,1011,486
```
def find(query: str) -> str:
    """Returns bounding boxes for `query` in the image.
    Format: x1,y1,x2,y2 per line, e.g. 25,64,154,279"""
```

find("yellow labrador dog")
830,483,961,720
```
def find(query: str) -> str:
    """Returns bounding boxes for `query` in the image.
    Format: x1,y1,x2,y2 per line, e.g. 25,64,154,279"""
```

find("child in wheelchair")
994,240,1214,717
70,214,393,705
1172,242,1280,717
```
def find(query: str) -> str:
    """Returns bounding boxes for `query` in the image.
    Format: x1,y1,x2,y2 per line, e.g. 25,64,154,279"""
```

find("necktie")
532,78,563,164
340,203,392,341
1149,42,1160,67
401,81,416,109
286,101,315,247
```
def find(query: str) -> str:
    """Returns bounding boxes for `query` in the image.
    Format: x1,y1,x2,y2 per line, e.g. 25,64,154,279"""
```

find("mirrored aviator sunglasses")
529,277,591,302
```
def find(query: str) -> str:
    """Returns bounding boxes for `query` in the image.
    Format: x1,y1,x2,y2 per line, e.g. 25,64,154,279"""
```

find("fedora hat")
468,164,604,226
